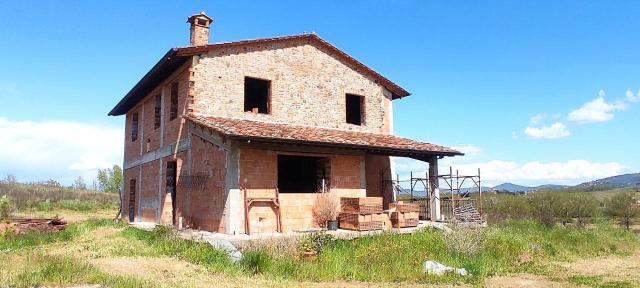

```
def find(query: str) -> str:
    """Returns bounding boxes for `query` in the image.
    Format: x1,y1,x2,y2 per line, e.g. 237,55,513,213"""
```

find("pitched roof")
109,33,410,116
185,114,462,158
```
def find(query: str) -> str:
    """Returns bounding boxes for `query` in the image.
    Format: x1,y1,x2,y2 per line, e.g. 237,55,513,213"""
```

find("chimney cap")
187,11,213,24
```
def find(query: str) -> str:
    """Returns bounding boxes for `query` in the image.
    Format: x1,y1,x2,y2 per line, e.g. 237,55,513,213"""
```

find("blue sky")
0,1,638,186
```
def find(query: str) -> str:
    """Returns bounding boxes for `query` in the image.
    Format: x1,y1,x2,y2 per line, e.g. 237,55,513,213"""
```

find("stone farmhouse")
109,12,462,235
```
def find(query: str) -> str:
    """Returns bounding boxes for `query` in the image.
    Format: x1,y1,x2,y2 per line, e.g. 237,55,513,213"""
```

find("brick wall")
365,154,393,208
180,134,227,232
239,148,363,233
124,65,191,163
191,38,393,134
122,168,139,222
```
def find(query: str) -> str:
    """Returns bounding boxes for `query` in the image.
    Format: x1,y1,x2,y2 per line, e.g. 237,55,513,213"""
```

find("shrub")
443,227,486,255
605,192,639,229
311,191,339,228
527,191,561,226
297,231,334,254
0,195,14,220
240,250,272,274
484,194,532,222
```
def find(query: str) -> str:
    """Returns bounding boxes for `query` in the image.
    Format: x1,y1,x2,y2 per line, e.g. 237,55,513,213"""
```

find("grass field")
1,218,639,287
2,184,639,287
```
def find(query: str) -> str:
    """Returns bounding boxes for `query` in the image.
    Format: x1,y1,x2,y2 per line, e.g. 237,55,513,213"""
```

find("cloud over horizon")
394,157,630,187
0,117,123,185
524,122,570,139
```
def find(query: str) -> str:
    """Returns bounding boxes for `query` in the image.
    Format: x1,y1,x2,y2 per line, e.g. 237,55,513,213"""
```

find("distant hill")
574,173,640,190
395,173,639,196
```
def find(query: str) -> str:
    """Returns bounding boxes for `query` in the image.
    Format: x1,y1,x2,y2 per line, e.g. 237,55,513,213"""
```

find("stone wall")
190,38,393,134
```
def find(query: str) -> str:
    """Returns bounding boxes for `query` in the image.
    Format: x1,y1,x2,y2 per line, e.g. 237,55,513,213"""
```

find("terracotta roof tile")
185,114,462,157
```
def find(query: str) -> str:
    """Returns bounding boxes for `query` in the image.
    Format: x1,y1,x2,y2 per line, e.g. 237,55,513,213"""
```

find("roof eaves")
108,48,182,116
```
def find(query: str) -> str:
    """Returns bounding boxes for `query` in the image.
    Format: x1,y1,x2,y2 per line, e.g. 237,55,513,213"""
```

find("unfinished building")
108,12,462,234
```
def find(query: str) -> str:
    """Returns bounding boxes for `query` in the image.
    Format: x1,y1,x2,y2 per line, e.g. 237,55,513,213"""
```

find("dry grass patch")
485,274,575,288
562,253,640,283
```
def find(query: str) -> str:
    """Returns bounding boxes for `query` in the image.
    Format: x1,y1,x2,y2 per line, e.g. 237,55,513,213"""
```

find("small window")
154,94,161,129
244,77,270,114
278,155,330,193
128,179,136,222
346,94,364,125
169,82,179,121
131,113,138,142
166,161,177,195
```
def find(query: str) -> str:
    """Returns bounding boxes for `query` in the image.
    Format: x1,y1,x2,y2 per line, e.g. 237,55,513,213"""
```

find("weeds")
0,219,123,251
120,225,235,273
0,182,118,212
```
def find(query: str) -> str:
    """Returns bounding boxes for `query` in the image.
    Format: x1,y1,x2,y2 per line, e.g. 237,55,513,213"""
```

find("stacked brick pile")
339,197,384,231
389,201,420,228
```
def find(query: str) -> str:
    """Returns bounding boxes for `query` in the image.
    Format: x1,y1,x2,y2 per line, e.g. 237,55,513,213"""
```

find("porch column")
428,156,441,221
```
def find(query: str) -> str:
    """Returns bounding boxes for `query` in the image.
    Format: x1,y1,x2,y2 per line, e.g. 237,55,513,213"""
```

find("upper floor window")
244,77,270,114
154,94,161,129
346,94,364,125
169,82,179,121
131,113,139,142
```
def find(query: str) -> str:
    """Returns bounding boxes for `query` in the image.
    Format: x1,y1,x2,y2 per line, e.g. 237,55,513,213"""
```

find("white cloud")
450,144,481,156
524,122,570,139
567,93,627,123
394,158,628,187
626,89,640,103
0,117,123,184
529,113,545,125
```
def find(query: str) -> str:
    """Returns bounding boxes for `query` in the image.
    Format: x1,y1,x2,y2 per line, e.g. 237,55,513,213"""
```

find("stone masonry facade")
118,13,403,234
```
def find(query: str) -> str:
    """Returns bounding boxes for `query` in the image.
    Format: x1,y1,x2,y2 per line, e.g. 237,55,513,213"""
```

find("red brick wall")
139,160,160,222
180,134,227,232
239,148,362,233
123,65,190,163
122,167,139,222
365,154,393,208
162,69,190,145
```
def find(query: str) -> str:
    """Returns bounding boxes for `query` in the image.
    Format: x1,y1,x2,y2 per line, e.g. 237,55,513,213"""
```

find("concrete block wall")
190,38,394,134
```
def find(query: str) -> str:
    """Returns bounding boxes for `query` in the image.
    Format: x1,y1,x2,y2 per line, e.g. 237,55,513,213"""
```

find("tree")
605,192,639,229
97,165,123,193
72,176,87,190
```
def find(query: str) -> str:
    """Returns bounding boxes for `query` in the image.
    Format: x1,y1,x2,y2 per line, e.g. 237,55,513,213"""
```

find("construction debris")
0,217,67,234
423,260,468,276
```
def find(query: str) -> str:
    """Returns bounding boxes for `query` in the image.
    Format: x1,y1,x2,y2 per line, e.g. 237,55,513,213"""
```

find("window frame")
345,93,365,126
131,112,139,142
243,76,271,114
169,82,179,121
154,94,162,130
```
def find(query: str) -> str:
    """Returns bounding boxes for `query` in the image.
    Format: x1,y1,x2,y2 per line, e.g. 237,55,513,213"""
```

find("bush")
443,227,486,255
484,194,532,222
605,192,639,229
240,250,272,274
0,195,14,220
527,191,561,226
0,181,118,212
311,191,339,228
297,231,334,254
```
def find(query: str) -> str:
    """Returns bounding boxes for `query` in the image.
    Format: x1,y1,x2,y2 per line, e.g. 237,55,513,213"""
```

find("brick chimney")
187,12,213,46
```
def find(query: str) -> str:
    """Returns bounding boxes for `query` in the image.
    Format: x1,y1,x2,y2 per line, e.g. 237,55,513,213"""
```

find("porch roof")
185,114,463,158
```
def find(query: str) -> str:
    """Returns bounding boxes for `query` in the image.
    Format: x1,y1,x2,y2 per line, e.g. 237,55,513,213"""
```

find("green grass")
7,254,152,288
568,275,634,288
0,219,124,251
120,225,238,274
2,218,639,286
29,199,119,212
